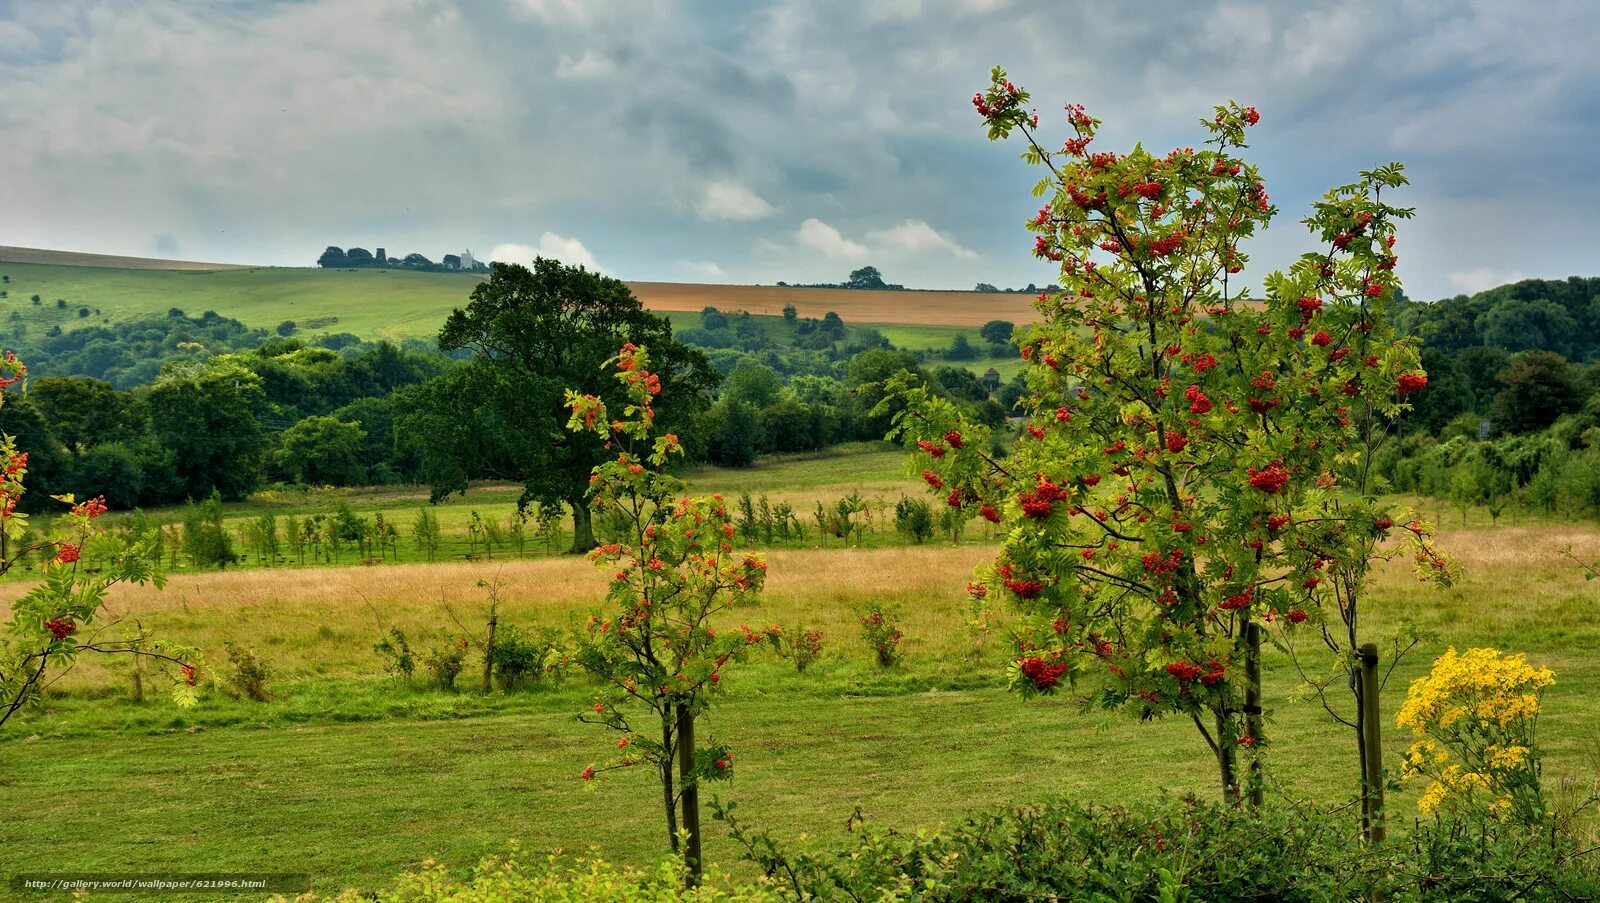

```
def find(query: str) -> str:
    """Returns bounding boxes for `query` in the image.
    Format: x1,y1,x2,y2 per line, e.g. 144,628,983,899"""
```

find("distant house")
460,249,477,271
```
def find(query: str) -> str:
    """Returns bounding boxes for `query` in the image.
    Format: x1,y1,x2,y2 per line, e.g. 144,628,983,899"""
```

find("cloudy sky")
2,0,1596,299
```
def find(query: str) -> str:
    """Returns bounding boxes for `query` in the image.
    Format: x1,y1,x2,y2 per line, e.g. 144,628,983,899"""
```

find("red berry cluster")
999,563,1045,600
44,617,76,640
1246,461,1289,494
1018,477,1065,520
1396,372,1428,394
1019,656,1068,691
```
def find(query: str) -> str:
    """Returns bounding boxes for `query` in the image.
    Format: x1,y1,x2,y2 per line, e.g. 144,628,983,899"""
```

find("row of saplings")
211,607,872,702
278,87,1600,900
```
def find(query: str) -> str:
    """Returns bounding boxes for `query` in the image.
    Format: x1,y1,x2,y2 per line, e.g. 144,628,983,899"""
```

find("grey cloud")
0,0,1595,296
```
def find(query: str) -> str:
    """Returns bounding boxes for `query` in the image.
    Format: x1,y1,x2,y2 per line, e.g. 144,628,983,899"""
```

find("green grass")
2,513,1598,898
0,261,484,341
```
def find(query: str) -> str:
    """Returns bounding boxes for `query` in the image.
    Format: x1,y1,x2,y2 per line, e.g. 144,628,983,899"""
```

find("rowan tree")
886,69,1449,803
1,351,200,729
566,344,774,885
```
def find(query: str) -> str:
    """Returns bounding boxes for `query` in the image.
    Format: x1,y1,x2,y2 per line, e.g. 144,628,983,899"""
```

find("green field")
0,258,1020,379
0,260,485,341
2,443,1598,897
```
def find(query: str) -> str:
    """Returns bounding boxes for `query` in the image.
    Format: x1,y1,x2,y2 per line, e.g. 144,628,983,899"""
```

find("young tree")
1,352,199,729
566,344,773,885
413,507,441,561
888,70,1448,804
182,491,238,569
948,333,977,361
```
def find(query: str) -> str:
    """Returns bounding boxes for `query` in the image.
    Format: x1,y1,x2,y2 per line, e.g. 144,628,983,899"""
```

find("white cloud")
1448,267,1525,295
554,50,616,80
866,218,977,259
490,232,601,271
695,182,777,221
796,218,868,260
679,259,727,280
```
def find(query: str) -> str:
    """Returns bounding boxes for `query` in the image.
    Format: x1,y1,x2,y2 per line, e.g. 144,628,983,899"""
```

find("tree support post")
1359,642,1385,844
676,703,703,886
1244,622,1264,807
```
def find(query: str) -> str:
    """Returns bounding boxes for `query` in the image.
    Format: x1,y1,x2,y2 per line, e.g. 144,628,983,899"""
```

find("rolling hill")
0,247,1036,344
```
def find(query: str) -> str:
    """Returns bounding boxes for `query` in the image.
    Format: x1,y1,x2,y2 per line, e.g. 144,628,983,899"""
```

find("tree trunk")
481,612,497,694
676,703,703,887
1215,709,1239,802
568,500,597,554
1244,622,1264,806
661,715,679,855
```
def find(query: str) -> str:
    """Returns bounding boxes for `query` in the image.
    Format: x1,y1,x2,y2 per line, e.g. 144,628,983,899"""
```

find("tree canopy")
398,258,717,551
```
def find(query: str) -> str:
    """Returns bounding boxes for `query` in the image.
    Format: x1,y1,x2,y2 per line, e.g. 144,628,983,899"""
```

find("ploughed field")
1,443,1597,896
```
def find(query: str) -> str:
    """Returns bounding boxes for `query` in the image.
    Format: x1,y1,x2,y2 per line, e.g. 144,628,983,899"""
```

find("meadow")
1,440,1597,898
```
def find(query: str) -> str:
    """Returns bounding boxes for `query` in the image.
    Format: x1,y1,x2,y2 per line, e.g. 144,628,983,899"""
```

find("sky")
2,0,1597,300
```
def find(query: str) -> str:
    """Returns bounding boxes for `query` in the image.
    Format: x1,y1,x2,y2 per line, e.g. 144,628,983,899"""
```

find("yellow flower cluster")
1397,647,1553,821
1396,647,1553,734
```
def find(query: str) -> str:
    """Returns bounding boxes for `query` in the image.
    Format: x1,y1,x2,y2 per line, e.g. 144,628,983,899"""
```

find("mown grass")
1,520,1597,898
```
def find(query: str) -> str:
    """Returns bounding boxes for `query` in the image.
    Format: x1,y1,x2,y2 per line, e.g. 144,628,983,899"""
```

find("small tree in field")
566,344,774,885
887,70,1449,804
1,351,200,728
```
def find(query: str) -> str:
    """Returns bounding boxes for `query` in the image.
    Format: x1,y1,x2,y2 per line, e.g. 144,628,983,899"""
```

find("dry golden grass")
628,281,1038,327
30,546,990,687
11,519,1598,692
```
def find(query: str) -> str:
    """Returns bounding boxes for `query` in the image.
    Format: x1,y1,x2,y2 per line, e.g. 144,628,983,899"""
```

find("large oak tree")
398,258,716,552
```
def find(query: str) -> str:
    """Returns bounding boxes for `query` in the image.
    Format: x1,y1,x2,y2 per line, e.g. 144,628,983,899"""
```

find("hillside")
0,247,1035,343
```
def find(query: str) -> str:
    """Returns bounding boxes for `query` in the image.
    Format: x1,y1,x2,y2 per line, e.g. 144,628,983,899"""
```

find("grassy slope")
0,252,1035,341
0,256,1025,378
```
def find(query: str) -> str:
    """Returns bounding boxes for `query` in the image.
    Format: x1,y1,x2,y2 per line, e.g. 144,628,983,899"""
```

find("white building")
460,249,477,270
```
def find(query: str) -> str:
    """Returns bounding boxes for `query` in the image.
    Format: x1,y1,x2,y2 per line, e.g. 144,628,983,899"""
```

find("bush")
858,604,902,668
893,496,934,544
272,848,779,902
221,642,271,701
425,640,469,692
790,626,823,673
487,625,562,689
373,628,415,681
719,796,1600,902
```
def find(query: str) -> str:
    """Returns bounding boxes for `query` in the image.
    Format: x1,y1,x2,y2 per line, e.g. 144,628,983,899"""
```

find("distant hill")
0,247,1034,342
0,245,252,271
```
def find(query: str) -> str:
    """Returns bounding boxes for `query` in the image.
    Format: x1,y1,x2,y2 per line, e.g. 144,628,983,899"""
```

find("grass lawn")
1,520,1597,898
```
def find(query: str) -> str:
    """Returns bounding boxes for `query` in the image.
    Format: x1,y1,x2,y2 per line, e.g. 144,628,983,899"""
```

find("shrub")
487,625,562,690
222,642,271,702
271,848,779,902
720,796,1600,902
790,626,823,674
373,628,415,681
893,496,934,544
425,640,469,692
858,604,903,668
